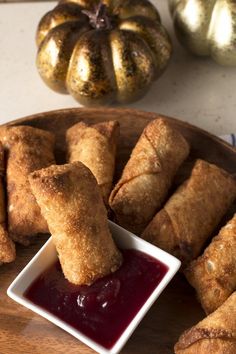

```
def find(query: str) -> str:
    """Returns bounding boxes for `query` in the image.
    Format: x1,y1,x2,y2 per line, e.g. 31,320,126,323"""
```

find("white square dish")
7,221,181,354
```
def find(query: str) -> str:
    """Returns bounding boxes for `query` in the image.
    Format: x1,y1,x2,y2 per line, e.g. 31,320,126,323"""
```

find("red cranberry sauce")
24,249,168,349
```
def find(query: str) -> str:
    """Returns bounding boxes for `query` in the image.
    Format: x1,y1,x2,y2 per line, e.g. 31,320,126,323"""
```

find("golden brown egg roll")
174,292,236,354
142,159,236,266
0,226,15,265
185,214,236,314
0,142,15,264
109,118,190,234
0,125,55,245
66,120,119,205
29,161,122,286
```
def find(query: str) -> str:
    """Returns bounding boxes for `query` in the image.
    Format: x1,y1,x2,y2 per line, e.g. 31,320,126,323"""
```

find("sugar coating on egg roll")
185,213,236,314
109,118,190,234
142,159,236,266
29,161,122,286
66,120,119,205
0,125,55,245
174,292,236,354
0,142,15,264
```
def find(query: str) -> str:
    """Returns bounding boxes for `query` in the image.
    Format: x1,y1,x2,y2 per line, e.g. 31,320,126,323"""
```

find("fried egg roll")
185,214,236,314
0,125,55,245
66,120,119,205
142,159,236,266
29,161,122,286
0,142,15,264
174,292,236,354
0,226,15,265
109,118,190,234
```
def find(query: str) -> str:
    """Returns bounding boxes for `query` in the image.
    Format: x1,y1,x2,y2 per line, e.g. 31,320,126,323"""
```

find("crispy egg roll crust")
0,225,15,264
174,292,236,354
109,118,190,234
0,143,5,225
0,142,15,264
142,159,236,265
0,126,55,245
29,162,122,286
66,120,119,205
185,214,236,314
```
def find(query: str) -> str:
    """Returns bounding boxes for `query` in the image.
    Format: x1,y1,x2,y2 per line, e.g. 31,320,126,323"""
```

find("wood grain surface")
1,107,236,354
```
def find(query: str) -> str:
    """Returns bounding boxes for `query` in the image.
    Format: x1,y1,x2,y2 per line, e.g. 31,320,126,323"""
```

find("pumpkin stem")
82,3,114,30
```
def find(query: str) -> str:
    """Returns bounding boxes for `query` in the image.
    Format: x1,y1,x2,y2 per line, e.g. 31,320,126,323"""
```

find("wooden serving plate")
1,107,236,354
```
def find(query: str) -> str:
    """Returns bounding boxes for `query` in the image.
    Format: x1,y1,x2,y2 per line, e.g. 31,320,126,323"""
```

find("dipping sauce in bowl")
8,221,180,354
24,249,168,349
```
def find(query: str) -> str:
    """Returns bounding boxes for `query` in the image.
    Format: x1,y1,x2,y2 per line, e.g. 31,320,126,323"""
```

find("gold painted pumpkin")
36,0,172,106
169,0,236,66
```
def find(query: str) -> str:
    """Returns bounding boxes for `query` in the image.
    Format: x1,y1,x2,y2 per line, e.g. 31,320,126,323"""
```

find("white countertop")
0,1,236,135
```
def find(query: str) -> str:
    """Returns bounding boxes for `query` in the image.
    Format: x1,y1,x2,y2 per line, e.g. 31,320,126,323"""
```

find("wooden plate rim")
3,106,235,154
